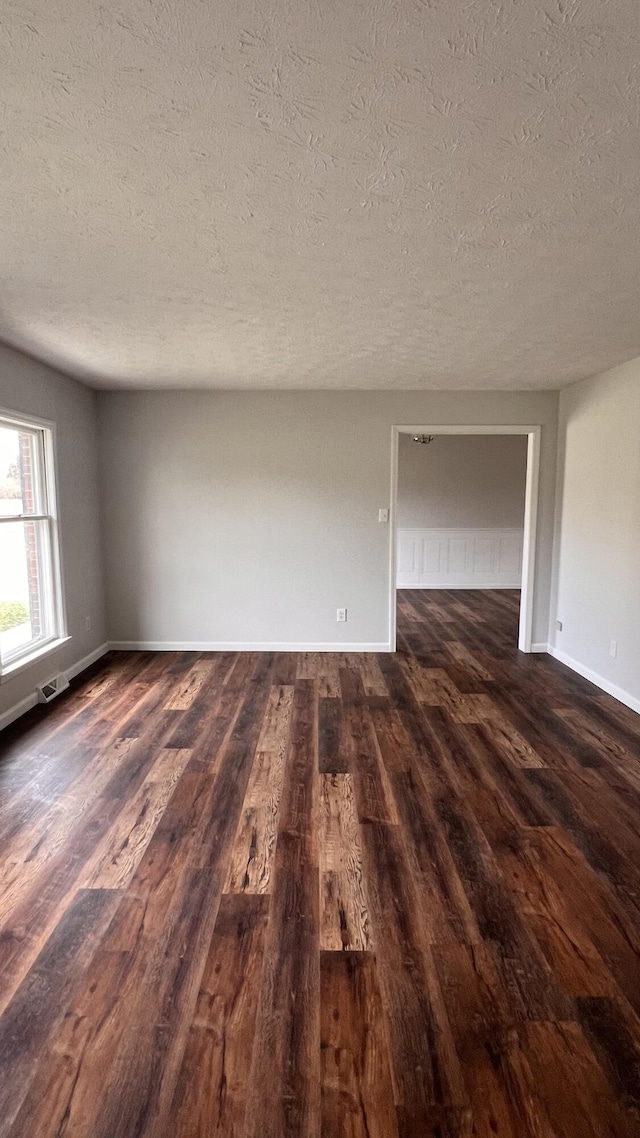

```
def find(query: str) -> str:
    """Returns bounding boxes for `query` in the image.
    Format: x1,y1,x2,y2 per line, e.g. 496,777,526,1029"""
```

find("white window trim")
0,407,69,678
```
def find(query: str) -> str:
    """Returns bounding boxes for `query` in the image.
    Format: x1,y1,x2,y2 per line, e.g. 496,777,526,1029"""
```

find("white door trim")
389,424,542,653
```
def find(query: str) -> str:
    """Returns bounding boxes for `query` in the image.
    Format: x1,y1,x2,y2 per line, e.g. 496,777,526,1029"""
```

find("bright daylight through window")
0,413,65,674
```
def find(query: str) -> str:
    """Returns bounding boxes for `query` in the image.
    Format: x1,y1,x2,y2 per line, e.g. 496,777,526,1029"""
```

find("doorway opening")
388,425,541,653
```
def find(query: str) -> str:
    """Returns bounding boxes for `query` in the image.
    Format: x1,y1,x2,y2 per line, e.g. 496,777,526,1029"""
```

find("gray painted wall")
98,390,558,648
0,344,106,720
397,433,528,529
550,358,640,705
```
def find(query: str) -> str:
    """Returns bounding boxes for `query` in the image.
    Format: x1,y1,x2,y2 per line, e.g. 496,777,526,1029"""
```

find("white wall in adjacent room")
397,433,528,528
98,389,558,650
550,357,640,710
0,344,106,723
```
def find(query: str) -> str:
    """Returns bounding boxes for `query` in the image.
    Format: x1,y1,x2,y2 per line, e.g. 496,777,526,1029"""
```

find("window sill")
0,635,72,683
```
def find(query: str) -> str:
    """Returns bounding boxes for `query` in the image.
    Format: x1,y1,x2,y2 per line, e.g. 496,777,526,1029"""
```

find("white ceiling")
2,0,639,390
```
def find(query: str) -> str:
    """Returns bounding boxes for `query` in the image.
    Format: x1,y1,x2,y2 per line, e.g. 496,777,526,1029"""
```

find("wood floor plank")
0,735,139,892
577,694,640,757
295,652,314,679
478,712,546,769
459,721,552,834
320,950,398,1138
244,679,320,1138
426,669,491,724
271,652,299,686
164,652,243,750
359,654,389,697
487,682,608,772
318,695,348,774
377,662,571,1023
524,825,640,1017
163,662,215,710
576,997,640,1122
316,654,342,698
555,707,640,796
434,786,572,1022
524,1019,640,1137
84,747,193,889
0,794,125,1016
366,698,414,776
5,898,146,1138
497,834,622,1001
340,669,399,825
398,653,444,705
319,773,371,951
385,764,481,946
359,820,470,1134
275,678,318,860
167,893,270,1137
0,888,120,1136
0,711,191,1015
224,684,294,893
524,768,640,925
244,841,320,1138
445,639,494,682
433,941,554,1138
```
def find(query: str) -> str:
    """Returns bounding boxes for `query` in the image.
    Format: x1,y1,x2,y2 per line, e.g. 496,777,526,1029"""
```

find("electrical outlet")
336,608,347,623
555,620,563,632
85,616,91,632
610,639,617,658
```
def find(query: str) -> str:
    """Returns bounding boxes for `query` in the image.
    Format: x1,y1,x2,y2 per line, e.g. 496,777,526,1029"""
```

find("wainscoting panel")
397,528,523,588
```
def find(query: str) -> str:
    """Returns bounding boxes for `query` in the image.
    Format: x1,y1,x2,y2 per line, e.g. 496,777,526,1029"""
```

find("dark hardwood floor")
1,589,640,1137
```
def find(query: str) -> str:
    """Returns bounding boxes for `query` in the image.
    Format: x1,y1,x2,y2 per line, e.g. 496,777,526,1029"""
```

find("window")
0,412,66,675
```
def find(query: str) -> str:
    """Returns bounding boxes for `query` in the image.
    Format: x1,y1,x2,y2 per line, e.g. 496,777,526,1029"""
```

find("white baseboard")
397,582,521,590
65,642,110,681
547,645,640,715
109,640,392,653
531,643,549,653
0,642,110,734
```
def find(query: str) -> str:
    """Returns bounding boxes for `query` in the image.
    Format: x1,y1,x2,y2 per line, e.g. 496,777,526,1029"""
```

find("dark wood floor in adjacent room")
1,589,640,1137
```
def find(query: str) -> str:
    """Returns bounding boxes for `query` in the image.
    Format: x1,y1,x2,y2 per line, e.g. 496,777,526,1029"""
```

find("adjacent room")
396,430,529,657
1,1,639,1136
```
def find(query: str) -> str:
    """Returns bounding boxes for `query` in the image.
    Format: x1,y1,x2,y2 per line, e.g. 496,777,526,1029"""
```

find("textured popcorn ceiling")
2,0,639,390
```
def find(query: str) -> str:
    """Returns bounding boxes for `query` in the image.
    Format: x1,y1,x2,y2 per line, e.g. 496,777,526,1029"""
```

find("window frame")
0,407,69,679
